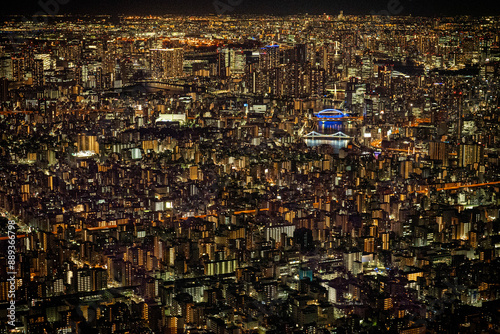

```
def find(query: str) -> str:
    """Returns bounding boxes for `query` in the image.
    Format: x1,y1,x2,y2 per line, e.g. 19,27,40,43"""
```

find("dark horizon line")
1,12,500,18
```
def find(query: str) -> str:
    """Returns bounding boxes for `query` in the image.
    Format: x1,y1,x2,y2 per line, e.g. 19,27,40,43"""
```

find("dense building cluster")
0,13,500,334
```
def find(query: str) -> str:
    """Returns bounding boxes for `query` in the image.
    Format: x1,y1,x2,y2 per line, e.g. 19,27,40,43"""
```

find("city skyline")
1,10,499,334
1,0,499,17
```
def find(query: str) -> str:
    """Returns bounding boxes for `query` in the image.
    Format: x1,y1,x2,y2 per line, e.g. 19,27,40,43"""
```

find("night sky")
1,0,498,17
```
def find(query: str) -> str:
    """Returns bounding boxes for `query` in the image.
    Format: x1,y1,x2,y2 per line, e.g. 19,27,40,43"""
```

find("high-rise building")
11,57,25,82
150,48,184,79
400,160,413,179
33,59,44,86
310,67,326,96
76,268,92,292
363,237,375,253
0,77,8,101
92,268,107,291
77,134,100,154
0,57,12,80
429,142,448,165
458,143,484,167
34,54,51,71
259,45,280,71
294,43,308,64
